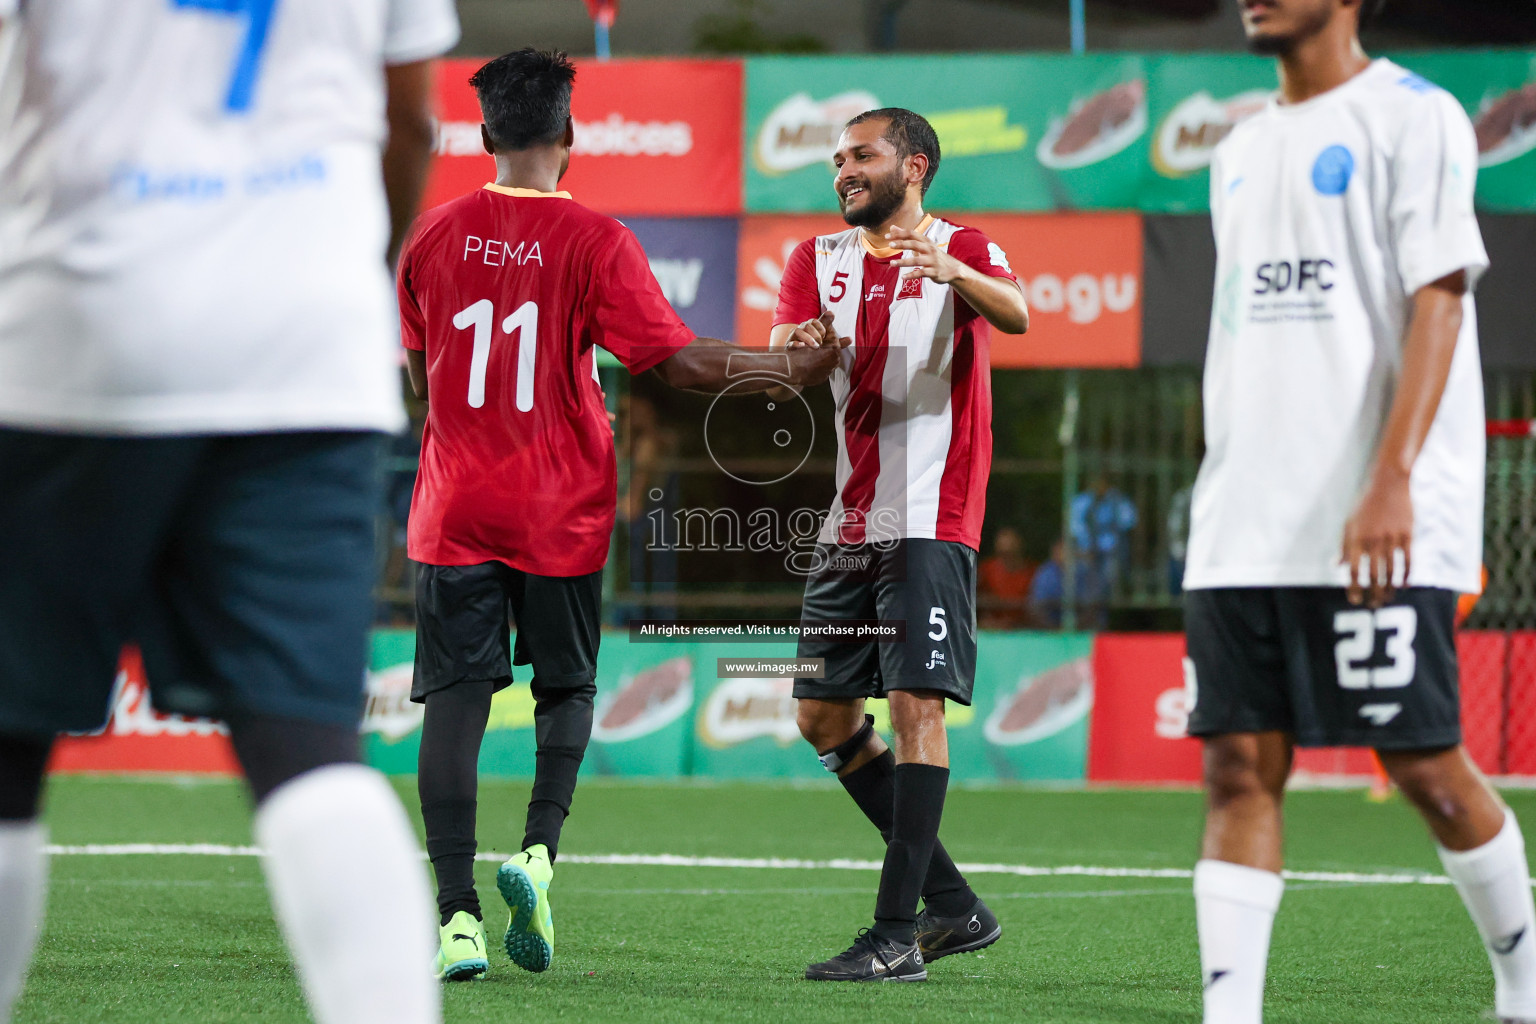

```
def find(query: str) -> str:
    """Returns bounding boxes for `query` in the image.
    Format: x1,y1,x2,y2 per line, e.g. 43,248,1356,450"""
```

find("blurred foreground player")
773,109,1028,981
1185,2,1536,1022
0,0,458,1022
397,49,840,981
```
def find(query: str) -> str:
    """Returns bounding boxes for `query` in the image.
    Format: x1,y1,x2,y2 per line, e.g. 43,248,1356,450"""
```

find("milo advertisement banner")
745,51,1536,214
363,631,1093,783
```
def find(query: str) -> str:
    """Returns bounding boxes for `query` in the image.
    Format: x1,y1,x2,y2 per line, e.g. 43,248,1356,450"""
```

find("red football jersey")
399,184,694,576
772,218,1016,551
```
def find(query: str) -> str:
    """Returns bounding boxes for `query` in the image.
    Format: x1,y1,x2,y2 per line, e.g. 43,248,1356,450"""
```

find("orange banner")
733,213,1142,366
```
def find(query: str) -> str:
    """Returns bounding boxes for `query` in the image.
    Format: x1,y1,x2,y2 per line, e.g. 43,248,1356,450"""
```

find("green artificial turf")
15,776,1527,1023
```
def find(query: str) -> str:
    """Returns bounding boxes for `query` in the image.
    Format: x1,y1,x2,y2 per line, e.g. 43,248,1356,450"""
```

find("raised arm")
382,59,438,267
886,226,1028,335
1339,270,1467,607
652,336,842,394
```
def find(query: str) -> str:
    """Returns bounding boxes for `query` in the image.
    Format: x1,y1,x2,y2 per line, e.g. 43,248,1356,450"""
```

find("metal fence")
374,368,1536,632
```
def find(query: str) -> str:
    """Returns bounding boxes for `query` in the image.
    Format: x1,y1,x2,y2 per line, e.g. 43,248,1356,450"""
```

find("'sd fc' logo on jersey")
1152,89,1270,177
1312,145,1354,196
756,90,882,175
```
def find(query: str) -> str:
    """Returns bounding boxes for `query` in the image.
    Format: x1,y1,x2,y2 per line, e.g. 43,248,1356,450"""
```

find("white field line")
43,843,1455,887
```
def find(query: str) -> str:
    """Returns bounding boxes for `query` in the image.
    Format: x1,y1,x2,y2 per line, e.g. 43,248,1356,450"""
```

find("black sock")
227,713,360,806
838,750,975,917
521,680,595,860
872,763,950,944
418,680,495,925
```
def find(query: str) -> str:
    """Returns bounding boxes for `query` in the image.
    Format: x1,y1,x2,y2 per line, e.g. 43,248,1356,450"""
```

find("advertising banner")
48,648,240,775
1086,632,1513,784
734,213,1140,366
1086,633,1201,784
745,54,1146,214
626,218,740,341
425,58,742,216
363,630,1093,783
744,52,1536,214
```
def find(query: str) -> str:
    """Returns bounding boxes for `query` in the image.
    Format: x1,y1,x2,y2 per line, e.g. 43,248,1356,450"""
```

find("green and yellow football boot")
433,910,488,981
496,844,555,972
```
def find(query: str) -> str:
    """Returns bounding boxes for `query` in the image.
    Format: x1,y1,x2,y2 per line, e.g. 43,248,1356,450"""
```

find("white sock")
1438,809,1536,1019
1194,859,1285,1024
0,821,47,1024
255,765,439,1024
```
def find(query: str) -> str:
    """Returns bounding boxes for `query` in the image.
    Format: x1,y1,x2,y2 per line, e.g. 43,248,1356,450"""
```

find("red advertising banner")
425,58,742,216
48,648,240,775
1087,633,1201,784
1087,631,1513,784
734,213,1142,365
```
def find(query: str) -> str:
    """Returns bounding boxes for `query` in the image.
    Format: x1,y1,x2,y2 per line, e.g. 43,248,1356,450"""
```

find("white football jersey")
0,0,458,434
1185,59,1488,593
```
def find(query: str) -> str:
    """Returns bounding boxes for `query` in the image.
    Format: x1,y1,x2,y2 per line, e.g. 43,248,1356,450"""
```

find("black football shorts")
412,561,602,702
792,539,978,706
1184,586,1461,750
0,429,385,735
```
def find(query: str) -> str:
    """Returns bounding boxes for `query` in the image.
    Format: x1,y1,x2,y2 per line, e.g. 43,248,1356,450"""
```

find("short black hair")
844,107,941,195
469,48,577,152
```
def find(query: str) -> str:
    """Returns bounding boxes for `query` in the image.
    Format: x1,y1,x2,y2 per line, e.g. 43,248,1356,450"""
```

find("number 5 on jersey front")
169,0,278,113
454,299,538,412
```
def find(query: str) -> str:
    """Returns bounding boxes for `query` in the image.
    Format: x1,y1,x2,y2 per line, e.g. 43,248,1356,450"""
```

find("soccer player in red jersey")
773,109,1029,981
396,49,839,980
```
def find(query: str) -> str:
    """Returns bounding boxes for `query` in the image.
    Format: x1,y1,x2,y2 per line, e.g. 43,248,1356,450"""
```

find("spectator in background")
1167,483,1193,597
977,526,1035,629
1029,538,1107,630
1070,474,1138,587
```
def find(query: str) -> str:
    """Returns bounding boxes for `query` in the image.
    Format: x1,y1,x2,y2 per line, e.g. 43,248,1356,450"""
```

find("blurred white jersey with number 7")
0,0,458,434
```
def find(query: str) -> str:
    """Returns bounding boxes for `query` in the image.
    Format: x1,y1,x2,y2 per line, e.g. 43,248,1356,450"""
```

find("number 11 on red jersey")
452,298,538,411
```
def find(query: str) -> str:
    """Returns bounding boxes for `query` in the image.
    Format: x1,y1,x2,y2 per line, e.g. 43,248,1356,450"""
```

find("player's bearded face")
1239,0,1336,55
837,160,908,228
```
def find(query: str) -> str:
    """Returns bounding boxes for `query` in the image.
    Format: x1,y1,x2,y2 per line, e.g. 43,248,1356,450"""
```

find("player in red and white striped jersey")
771,108,1029,982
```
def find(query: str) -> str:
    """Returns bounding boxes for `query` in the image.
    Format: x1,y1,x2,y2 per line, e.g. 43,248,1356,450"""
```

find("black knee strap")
818,715,875,773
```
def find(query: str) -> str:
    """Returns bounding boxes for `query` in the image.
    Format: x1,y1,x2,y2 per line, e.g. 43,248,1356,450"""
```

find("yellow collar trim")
861,215,934,259
483,183,572,199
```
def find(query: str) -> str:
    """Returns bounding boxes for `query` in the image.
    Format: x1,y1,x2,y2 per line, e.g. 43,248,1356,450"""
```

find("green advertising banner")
362,630,1093,783
744,50,1536,214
